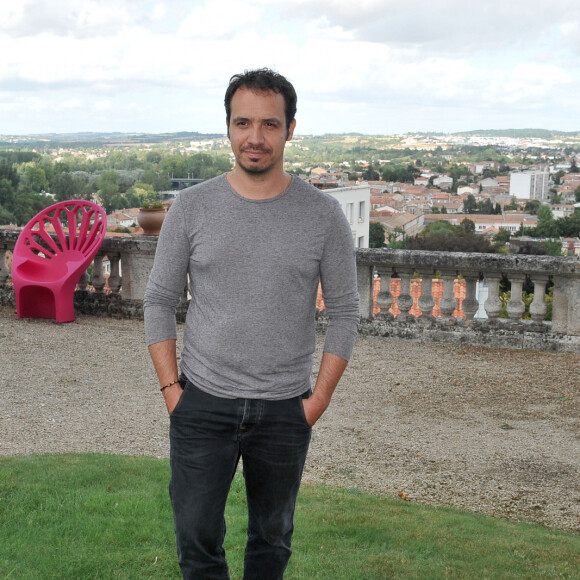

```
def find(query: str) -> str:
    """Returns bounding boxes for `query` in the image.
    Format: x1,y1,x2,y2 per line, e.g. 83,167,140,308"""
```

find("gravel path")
1,307,578,533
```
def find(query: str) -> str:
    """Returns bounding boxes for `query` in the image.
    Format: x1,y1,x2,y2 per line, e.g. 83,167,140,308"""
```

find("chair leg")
54,288,77,323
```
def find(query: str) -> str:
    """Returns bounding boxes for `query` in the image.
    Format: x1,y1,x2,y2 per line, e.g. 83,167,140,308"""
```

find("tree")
146,151,162,164
0,204,16,225
405,230,495,253
504,197,519,211
141,169,172,192
463,194,477,214
369,222,386,248
535,205,559,238
161,155,187,178
422,220,460,237
479,198,493,214
524,199,541,214
0,178,16,209
52,172,77,202
570,158,579,173
96,171,120,214
552,170,566,185
0,163,19,188
362,163,379,181
493,228,511,245
19,165,47,193
556,211,580,237
125,182,155,206
381,164,419,184
386,226,407,248
461,218,475,234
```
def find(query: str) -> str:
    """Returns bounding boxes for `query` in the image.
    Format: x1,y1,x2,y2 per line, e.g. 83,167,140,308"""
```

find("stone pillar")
417,270,435,317
567,278,580,335
357,264,374,320
396,267,414,318
92,255,106,293
77,271,89,290
120,244,157,301
506,275,526,320
108,254,122,294
462,272,480,320
439,270,457,318
552,275,580,336
375,267,394,320
484,274,503,319
529,275,549,322
0,248,9,284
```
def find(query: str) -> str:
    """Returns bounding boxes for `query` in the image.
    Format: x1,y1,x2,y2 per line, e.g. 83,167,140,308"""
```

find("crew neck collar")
224,172,294,203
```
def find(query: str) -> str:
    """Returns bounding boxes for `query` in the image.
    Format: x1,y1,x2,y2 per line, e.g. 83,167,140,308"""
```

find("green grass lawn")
1,454,578,579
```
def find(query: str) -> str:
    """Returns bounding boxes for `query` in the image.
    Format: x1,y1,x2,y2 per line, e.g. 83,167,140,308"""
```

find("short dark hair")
224,68,297,131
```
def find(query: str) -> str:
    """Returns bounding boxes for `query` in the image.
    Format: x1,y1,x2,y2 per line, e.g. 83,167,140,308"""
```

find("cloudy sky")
1,0,578,136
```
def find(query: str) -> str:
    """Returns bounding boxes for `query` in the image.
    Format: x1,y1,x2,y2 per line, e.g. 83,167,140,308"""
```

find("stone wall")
2,230,580,352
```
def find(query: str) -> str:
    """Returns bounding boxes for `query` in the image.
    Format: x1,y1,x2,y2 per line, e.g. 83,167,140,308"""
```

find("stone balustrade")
351,248,580,352
1,230,579,352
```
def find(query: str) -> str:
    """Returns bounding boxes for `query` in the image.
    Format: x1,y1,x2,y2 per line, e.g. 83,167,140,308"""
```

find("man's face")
227,87,295,177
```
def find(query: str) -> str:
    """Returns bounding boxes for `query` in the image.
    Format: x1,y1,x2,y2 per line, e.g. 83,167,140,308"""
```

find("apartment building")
509,168,550,201
328,185,371,248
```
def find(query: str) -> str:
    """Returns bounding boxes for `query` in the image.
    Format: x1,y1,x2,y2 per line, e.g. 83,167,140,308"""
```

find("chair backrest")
14,200,107,268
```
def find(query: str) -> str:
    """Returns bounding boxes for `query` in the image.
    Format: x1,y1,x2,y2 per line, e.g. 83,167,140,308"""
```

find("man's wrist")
160,379,180,393
311,388,331,408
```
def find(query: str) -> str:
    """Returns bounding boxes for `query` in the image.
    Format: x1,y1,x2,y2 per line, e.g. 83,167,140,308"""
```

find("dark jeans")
169,379,312,580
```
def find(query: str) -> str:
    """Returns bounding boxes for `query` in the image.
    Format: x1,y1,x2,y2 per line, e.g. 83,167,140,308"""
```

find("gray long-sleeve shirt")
144,173,359,400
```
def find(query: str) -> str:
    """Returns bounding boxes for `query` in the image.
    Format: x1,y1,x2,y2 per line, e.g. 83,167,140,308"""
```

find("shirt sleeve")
319,202,360,361
143,195,191,346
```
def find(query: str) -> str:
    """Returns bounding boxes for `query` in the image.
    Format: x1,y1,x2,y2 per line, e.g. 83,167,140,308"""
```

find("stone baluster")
108,254,122,294
395,267,414,318
92,255,106,293
375,267,394,319
462,272,480,320
417,269,435,317
439,269,457,318
0,248,8,284
507,275,526,320
483,274,503,319
356,263,375,320
529,275,549,322
77,271,89,290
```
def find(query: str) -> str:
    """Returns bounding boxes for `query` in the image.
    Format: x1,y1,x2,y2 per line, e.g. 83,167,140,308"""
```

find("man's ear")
286,119,296,141
226,118,230,139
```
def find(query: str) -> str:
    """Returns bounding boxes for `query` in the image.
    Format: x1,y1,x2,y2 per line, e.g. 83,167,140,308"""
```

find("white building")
328,185,371,248
433,176,453,190
509,169,550,201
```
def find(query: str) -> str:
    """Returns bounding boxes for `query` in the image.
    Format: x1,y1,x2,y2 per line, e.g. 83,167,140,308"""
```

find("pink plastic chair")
12,200,107,323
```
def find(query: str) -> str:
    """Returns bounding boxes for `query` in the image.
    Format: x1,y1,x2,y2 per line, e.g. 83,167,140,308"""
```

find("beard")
236,146,276,176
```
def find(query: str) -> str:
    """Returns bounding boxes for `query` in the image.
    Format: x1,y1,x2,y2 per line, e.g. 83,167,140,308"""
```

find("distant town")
1,129,579,256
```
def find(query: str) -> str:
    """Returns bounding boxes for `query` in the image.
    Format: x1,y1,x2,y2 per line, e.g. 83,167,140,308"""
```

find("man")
144,68,359,579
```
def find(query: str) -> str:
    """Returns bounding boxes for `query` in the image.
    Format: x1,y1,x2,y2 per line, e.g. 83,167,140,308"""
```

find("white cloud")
0,0,147,38
0,0,578,134
177,0,265,39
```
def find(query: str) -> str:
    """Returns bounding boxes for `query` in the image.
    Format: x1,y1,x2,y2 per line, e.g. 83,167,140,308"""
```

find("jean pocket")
297,394,312,428
169,382,188,417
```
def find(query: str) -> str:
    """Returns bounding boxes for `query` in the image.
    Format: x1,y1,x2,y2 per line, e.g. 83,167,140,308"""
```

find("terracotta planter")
137,207,166,235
